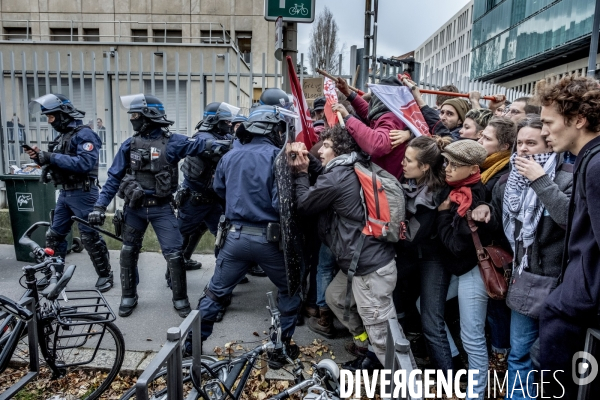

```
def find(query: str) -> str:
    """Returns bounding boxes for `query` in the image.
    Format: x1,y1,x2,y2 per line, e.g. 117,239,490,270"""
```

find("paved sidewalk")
0,244,354,375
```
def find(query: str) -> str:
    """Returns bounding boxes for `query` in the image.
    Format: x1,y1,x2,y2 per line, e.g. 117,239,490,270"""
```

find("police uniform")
91,93,226,318
176,102,234,268
197,105,301,369
28,94,112,292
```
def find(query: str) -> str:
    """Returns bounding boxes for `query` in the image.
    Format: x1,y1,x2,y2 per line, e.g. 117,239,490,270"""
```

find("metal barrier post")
578,328,600,400
384,318,422,400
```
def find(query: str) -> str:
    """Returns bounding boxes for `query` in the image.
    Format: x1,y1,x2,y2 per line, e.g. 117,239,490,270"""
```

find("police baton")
71,216,123,242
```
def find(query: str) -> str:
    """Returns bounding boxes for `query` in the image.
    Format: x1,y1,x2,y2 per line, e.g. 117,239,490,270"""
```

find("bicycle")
289,3,308,16
0,221,125,400
119,292,305,400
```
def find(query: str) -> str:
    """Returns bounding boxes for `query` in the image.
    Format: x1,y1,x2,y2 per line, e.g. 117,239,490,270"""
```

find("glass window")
153,30,182,43
131,29,148,42
4,27,31,41
51,28,78,41
83,28,99,41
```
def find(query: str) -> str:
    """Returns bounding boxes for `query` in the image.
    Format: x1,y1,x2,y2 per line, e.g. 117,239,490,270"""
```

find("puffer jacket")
294,152,395,276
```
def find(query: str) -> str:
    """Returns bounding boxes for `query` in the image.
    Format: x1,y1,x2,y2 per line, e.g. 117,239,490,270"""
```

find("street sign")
264,0,315,23
275,16,283,61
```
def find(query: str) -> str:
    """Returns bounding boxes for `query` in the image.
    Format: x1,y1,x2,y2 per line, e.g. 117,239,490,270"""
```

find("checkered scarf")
502,152,556,272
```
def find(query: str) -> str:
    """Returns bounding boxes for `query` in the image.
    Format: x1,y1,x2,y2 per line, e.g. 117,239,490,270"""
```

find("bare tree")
308,7,345,74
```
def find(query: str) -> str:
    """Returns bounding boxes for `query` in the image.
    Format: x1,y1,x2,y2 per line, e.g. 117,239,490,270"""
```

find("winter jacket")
345,92,407,179
436,181,494,275
294,153,396,276
488,155,572,278
421,105,462,140
482,163,510,203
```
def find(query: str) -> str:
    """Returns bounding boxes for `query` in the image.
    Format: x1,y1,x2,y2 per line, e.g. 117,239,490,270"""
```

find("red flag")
286,56,318,150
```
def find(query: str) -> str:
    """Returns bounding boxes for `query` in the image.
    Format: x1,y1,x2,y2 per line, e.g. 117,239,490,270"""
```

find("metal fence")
133,310,202,400
384,318,422,400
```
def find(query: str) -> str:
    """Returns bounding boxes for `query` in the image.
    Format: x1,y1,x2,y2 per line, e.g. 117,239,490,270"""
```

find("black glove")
88,206,107,226
37,151,52,165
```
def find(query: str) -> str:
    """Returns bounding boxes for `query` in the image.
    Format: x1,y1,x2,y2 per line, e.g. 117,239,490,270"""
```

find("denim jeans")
505,310,539,400
448,267,489,399
488,298,512,353
417,259,457,372
316,244,337,308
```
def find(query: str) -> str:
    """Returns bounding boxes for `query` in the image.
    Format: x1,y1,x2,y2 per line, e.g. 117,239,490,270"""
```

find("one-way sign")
264,0,315,23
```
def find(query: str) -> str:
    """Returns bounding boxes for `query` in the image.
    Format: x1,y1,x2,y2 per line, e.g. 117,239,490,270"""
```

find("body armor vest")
181,130,223,191
47,126,99,185
129,131,178,197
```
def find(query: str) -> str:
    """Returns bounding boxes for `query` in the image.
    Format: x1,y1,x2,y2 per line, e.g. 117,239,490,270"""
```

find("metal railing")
384,318,422,400
578,327,600,400
134,310,202,400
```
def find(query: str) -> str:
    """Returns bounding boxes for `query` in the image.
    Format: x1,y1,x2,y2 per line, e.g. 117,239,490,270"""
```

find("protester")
439,98,471,140
472,114,572,399
396,135,464,376
436,139,491,399
506,97,540,123
478,117,517,200
459,109,493,140
436,84,460,108
333,76,409,179
537,75,600,398
289,125,397,366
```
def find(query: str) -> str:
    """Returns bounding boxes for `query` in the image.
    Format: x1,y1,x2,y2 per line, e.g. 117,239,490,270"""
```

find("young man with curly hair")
287,125,398,367
538,75,600,398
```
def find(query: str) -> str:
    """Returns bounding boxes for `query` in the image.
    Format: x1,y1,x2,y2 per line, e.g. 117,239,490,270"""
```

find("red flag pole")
397,74,505,102
315,68,366,96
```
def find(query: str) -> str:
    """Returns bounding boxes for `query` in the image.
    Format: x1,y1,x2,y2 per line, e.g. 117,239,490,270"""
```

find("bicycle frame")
0,296,40,400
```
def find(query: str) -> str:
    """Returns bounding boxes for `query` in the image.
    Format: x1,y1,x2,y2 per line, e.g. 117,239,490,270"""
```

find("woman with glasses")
435,140,493,399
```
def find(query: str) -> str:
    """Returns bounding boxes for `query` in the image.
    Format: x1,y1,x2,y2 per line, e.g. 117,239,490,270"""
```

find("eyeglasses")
443,161,465,171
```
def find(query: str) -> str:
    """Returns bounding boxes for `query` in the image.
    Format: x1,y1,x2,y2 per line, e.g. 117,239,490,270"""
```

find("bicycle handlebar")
18,221,52,262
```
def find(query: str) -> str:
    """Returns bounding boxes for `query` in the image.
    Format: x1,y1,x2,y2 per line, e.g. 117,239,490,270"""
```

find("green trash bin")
1,175,72,262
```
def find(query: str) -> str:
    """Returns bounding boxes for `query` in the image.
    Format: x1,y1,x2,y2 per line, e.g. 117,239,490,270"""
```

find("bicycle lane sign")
264,0,315,23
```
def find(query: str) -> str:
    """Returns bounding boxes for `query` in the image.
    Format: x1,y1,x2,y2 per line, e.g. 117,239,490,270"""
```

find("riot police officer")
88,93,227,318
195,104,301,369
174,102,235,271
26,94,113,292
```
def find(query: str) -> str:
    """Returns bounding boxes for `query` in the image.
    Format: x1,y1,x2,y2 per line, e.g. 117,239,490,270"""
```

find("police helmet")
259,88,292,110
236,105,288,147
120,93,173,126
197,102,240,133
28,93,85,119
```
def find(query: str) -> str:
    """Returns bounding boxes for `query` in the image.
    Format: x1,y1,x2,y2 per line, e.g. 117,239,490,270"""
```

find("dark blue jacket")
549,135,600,319
213,135,280,225
182,130,232,193
96,128,214,208
49,120,101,176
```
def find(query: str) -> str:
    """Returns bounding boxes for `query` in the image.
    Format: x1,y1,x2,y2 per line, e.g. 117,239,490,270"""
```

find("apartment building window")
131,29,148,42
236,31,252,63
153,30,182,43
4,27,31,41
83,28,99,41
51,28,78,41
201,30,225,44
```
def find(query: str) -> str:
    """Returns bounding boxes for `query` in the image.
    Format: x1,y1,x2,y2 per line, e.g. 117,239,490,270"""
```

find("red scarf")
446,172,481,217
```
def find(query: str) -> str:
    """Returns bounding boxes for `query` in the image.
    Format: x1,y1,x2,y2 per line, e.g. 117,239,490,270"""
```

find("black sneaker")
248,264,267,277
184,259,202,271
341,356,366,372
215,307,226,322
268,342,300,370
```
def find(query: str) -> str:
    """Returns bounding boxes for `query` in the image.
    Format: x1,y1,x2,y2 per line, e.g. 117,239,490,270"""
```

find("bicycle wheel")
289,7,297,15
119,357,225,400
14,314,125,400
301,7,308,16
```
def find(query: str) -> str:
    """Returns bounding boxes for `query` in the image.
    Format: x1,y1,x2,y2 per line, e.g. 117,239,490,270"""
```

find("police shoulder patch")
82,142,94,151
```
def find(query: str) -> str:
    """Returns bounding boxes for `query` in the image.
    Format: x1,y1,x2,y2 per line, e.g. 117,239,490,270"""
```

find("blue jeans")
488,298,512,353
450,267,489,400
316,244,336,308
505,311,538,400
417,259,455,372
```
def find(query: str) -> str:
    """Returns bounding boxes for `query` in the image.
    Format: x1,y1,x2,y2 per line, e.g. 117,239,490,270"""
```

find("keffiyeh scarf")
502,152,557,273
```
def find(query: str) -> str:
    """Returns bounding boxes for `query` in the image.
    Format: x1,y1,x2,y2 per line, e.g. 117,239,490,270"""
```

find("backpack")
353,161,406,242
342,160,406,321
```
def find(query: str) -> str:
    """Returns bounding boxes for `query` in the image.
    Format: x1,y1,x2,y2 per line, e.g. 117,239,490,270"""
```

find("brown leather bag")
466,211,513,300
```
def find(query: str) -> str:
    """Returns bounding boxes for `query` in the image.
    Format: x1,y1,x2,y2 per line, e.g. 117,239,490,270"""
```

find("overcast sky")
296,0,471,74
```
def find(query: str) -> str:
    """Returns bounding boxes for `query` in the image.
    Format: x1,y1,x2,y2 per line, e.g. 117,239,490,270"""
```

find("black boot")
248,263,267,277
268,340,300,370
182,227,206,271
81,232,113,292
119,245,139,317
166,252,192,318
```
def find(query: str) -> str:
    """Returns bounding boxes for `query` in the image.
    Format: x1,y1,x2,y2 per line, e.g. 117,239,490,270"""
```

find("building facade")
414,1,474,86
471,0,597,93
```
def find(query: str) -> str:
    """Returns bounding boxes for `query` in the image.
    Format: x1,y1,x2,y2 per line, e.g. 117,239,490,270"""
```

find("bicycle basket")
47,290,118,368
